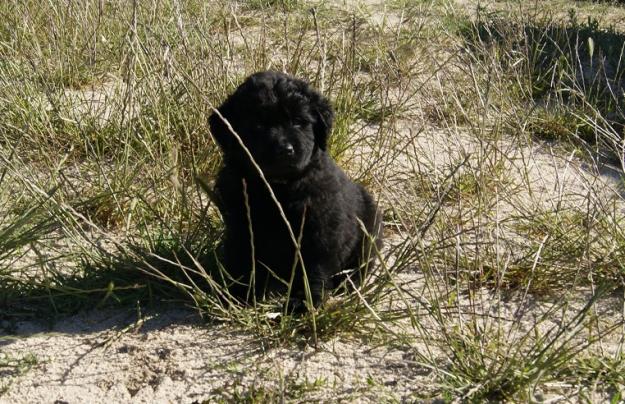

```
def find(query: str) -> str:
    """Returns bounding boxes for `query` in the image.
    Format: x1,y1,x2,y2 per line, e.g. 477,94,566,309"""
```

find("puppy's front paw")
286,297,308,314
285,292,324,314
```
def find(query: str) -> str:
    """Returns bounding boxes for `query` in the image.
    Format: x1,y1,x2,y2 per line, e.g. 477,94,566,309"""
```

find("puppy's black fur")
209,71,382,309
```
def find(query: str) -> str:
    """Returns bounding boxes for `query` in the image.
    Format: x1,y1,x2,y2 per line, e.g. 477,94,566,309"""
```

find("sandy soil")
3,123,623,402
1,305,431,402
2,271,622,402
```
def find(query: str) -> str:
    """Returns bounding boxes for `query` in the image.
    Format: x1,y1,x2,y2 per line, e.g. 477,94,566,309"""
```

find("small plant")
0,353,38,395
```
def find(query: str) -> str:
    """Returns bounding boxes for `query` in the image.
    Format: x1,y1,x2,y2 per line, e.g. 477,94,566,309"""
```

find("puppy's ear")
311,92,334,151
209,108,233,152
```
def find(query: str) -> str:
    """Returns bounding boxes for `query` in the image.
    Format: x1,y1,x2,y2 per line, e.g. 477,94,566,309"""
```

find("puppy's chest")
247,184,309,232
240,186,308,266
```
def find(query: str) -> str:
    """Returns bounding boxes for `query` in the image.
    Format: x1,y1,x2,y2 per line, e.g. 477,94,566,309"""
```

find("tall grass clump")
458,8,625,161
0,149,61,316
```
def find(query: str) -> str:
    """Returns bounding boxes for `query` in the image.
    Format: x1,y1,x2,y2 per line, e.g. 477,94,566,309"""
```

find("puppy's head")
209,71,334,180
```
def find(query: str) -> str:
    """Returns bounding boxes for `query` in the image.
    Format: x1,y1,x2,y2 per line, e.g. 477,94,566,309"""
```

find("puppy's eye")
293,119,308,128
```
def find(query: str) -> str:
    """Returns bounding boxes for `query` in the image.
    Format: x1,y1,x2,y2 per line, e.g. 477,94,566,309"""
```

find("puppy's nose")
278,142,295,157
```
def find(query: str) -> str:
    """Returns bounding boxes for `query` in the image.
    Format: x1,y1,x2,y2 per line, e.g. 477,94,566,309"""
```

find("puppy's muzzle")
276,142,295,158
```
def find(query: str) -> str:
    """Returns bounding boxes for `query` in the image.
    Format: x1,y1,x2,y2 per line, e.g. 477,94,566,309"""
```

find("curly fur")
209,71,382,308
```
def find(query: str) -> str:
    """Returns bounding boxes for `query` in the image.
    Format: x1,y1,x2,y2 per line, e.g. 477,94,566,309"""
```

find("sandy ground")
3,125,624,402
1,306,427,403
2,272,623,402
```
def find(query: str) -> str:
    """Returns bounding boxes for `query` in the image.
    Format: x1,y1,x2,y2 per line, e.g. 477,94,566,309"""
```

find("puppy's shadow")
1,239,225,340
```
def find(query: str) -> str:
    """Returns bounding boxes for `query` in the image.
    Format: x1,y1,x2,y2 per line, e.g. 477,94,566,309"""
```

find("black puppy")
209,71,382,309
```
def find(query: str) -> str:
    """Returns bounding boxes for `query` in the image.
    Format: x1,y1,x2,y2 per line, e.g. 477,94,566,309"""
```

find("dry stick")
419,153,471,239
241,179,257,305
284,205,307,317
120,0,138,130
346,276,382,323
177,245,239,309
514,234,548,321
311,7,326,93
230,6,251,60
